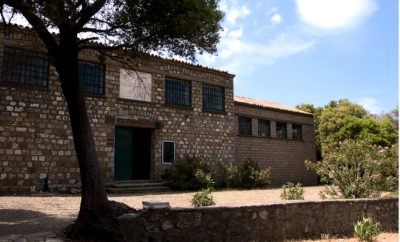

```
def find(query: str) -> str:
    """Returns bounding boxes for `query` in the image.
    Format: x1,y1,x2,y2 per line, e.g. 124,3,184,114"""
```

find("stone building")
0,24,316,193
234,96,316,185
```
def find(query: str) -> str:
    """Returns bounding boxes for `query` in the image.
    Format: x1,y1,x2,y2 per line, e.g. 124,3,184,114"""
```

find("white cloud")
270,14,284,25
228,27,243,39
266,7,279,16
356,97,382,114
296,0,377,31
217,31,316,72
199,53,217,65
220,0,251,25
199,1,316,75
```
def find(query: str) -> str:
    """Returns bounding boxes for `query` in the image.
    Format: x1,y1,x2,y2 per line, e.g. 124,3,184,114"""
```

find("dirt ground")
0,185,397,241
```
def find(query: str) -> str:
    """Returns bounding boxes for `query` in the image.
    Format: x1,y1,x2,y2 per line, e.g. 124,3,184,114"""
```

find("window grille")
258,119,271,137
79,61,104,95
238,117,252,136
162,141,175,164
292,124,303,139
2,47,48,87
276,122,287,138
165,78,191,107
203,84,224,112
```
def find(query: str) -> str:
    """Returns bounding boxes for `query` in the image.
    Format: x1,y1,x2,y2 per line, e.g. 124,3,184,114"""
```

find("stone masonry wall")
0,25,235,193
118,198,398,242
234,104,317,185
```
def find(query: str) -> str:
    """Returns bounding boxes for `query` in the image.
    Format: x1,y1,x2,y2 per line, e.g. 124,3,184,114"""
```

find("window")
162,141,175,164
292,124,303,139
165,77,191,107
238,117,252,136
79,61,104,95
258,119,271,137
276,122,287,138
2,47,48,87
203,84,224,112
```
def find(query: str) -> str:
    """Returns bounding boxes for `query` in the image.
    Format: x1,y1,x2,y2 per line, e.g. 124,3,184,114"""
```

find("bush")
214,162,241,188
191,188,215,207
305,139,397,199
280,182,304,200
354,217,382,242
239,159,271,189
376,144,398,193
215,159,271,189
162,157,214,190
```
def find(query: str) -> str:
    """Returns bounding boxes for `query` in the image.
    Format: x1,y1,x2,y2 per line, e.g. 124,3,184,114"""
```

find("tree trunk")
54,29,119,241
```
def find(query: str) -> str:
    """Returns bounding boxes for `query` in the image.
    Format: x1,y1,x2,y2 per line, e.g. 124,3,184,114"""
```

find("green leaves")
109,0,223,61
354,217,382,242
280,182,304,200
305,140,398,199
297,99,398,158
6,0,223,62
192,188,215,207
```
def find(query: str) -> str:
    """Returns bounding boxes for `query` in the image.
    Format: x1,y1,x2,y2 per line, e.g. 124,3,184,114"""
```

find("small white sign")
119,69,152,102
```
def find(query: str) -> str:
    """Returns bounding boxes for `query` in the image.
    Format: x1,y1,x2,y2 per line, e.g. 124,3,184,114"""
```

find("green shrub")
191,188,215,207
162,157,214,190
239,159,271,189
280,182,304,200
215,159,271,189
354,217,382,242
214,162,241,188
376,144,398,193
305,139,397,199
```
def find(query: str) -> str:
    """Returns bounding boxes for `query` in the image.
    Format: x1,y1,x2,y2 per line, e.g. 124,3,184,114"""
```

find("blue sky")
198,0,398,114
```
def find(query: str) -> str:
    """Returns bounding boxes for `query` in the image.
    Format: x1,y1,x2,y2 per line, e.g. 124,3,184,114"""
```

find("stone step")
109,181,167,188
113,179,154,184
106,185,171,194
106,180,171,194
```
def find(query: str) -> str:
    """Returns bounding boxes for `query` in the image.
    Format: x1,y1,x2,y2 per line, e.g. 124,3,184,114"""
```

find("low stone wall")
117,198,398,242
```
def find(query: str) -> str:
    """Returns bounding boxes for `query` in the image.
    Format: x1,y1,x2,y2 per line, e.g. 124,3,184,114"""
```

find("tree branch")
75,0,107,31
4,0,58,57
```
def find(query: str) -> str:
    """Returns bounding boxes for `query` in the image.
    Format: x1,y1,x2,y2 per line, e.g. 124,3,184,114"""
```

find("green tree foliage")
297,99,398,157
330,116,397,147
103,0,223,61
379,106,399,130
296,103,323,159
305,139,398,198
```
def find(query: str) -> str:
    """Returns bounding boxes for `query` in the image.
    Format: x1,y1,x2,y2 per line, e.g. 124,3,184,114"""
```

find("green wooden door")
114,127,133,180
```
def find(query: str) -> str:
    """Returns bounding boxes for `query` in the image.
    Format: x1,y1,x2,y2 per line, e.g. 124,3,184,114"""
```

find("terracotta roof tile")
234,96,312,116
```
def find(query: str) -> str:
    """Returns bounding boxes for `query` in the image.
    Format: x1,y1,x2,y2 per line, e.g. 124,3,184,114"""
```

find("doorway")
114,127,152,180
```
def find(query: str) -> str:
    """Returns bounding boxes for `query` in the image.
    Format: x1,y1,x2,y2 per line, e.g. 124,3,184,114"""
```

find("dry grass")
111,185,325,209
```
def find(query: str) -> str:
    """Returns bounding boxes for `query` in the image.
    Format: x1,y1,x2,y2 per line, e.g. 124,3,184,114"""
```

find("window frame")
292,124,303,140
79,60,105,95
1,46,49,88
162,141,176,164
238,116,252,136
202,84,225,112
258,119,271,137
165,77,192,107
276,122,288,139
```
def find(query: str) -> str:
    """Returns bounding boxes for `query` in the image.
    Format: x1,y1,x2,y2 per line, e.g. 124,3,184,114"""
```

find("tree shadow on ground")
0,209,73,236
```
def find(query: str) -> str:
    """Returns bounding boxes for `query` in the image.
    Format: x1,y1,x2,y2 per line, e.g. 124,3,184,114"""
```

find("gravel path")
0,185,397,241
